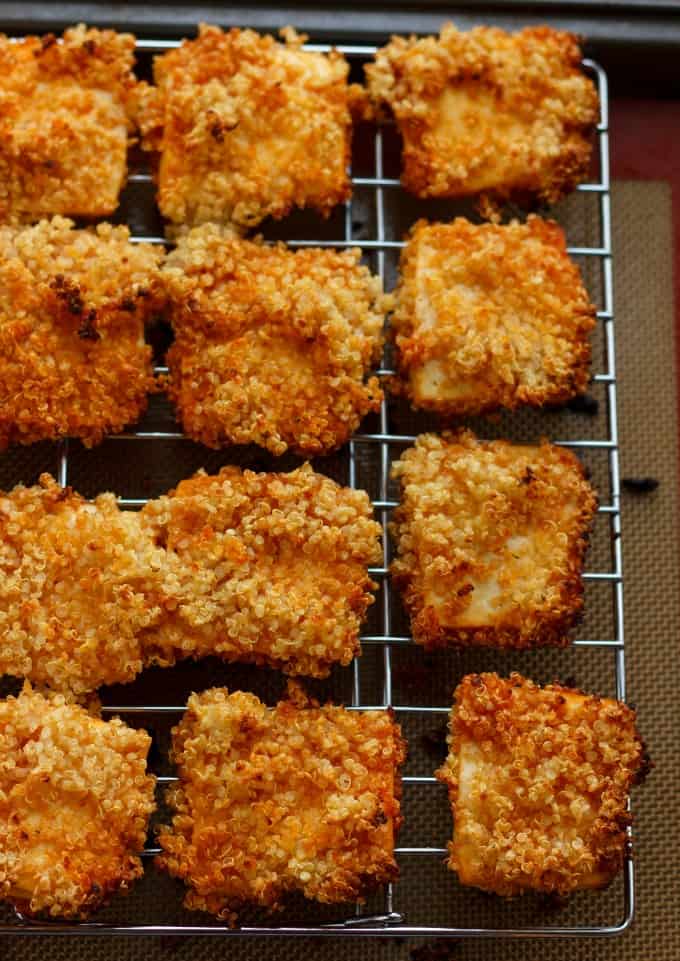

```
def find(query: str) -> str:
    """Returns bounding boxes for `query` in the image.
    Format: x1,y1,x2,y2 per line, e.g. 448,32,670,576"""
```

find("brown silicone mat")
1,180,677,957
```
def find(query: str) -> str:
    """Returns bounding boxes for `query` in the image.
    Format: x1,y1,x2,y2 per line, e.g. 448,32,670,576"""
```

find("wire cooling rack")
0,40,631,939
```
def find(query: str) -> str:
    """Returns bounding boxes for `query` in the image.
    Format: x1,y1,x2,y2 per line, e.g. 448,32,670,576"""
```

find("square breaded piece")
138,25,354,228
0,474,170,695
164,225,385,455
140,463,382,677
436,673,646,896
391,217,596,415
0,217,164,448
366,24,599,206
0,25,138,222
390,431,597,649
0,685,155,918
157,684,405,921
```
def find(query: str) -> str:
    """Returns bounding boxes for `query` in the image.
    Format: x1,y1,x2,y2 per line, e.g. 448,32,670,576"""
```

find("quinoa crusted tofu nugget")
390,432,597,649
391,217,596,416
0,474,170,695
0,25,139,222
139,464,382,677
366,24,599,207
157,683,405,921
436,673,646,896
0,684,156,918
0,217,164,448
138,25,355,228
164,226,385,455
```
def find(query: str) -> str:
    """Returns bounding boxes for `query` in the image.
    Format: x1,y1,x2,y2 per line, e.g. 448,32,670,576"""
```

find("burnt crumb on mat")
564,393,599,415
622,477,660,494
419,723,449,762
410,939,460,961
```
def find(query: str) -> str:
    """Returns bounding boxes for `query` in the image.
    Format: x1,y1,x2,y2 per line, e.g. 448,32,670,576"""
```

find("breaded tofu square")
0,474,170,695
0,217,164,448
138,25,354,228
366,24,599,206
0,25,138,222
164,225,385,455
391,217,596,415
0,684,155,918
390,431,597,649
436,673,646,896
139,463,383,677
157,684,405,921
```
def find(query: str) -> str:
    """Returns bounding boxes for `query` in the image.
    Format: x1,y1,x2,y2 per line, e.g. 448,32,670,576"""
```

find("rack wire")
0,40,631,939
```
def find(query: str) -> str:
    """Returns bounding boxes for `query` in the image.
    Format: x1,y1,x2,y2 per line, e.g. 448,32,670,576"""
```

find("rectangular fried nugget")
391,217,596,415
436,673,646,896
139,463,382,677
164,225,386,455
0,25,138,222
390,431,597,649
157,683,405,921
0,474,170,695
0,684,155,918
366,24,599,207
0,217,164,448
138,25,354,228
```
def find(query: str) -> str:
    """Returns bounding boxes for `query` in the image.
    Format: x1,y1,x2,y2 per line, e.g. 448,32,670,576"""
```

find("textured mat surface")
2,181,677,958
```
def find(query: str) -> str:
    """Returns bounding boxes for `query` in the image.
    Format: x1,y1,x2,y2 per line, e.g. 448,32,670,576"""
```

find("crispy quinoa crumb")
157,683,406,922
0,25,139,222
140,463,383,677
436,673,645,896
164,225,387,455
365,24,599,206
390,431,597,649
0,684,155,918
0,217,164,449
390,217,596,416
0,464,381,693
138,24,354,227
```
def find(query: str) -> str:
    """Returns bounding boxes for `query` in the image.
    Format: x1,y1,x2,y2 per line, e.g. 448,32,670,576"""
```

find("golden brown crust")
164,225,386,455
138,25,353,227
0,25,139,222
390,216,596,415
157,683,406,922
0,465,381,693
0,474,171,694
436,672,645,896
366,24,599,206
0,684,155,918
390,431,597,649
0,217,164,448
139,463,382,677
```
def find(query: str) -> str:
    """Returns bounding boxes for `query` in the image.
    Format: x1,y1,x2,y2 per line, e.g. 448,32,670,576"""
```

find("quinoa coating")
138,25,354,228
390,431,597,649
365,24,599,207
0,217,164,449
390,217,596,416
164,225,386,455
157,683,406,922
0,475,170,695
0,465,381,693
0,684,156,918
436,672,645,896
0,25,139,222
140,463,382,677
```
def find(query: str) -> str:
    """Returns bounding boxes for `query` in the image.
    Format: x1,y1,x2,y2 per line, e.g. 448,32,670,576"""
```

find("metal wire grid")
2,42,630,938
